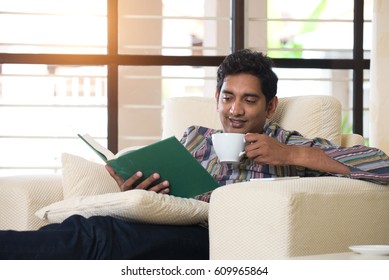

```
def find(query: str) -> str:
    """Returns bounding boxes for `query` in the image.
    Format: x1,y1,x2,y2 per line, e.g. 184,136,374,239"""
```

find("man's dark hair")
216,49,278,104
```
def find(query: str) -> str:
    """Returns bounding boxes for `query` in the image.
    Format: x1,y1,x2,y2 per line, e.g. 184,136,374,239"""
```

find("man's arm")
286,145,350,174
245,133,389,184
244,134,350,174
323,145,389,184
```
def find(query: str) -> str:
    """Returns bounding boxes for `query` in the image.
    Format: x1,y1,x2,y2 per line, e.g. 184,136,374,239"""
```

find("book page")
114,145,145,158
78,134,115,161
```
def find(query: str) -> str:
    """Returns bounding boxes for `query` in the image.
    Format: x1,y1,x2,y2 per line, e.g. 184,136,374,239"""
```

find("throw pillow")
61,153,119,199
35,189,209,225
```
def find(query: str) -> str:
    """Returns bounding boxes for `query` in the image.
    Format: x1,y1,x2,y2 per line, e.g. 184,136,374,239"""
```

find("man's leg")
0,215,209,260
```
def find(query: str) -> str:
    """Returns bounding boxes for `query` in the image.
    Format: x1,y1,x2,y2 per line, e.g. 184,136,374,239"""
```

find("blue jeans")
0,215,209,259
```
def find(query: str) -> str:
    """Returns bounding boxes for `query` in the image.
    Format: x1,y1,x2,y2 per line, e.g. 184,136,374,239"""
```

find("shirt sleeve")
180,125,219,202
323,145,389,184
179,125,196,145
193,191,212,202
277,123,389,185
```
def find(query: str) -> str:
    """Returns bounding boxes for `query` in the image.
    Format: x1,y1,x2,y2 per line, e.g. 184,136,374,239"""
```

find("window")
0,0,371,176
0,0,108,176
117,0,229,148
247,0,372,139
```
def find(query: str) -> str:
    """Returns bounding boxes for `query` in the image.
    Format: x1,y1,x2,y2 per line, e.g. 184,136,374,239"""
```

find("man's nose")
229,101,243,115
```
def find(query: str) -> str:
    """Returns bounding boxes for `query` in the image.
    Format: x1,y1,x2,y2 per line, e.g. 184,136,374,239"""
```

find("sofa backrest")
162,95,342,145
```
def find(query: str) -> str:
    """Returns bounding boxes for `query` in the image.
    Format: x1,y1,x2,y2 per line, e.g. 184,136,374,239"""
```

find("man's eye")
246,99,257,104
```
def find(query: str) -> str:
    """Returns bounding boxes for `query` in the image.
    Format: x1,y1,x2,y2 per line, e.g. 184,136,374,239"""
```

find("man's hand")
105,165,170,194
244,133,350,175
244,133,293,166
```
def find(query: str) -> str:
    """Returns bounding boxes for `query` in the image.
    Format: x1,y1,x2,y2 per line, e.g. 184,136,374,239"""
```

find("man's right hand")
105,165,170,194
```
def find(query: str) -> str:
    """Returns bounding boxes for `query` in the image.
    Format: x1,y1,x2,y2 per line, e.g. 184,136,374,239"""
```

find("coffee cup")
212,133,246,163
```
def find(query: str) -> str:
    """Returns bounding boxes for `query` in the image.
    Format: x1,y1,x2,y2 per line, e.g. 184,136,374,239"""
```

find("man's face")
216,73,277,134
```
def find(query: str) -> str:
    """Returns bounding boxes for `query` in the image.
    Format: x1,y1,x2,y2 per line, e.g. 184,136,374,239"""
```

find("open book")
78,134,140,162
78,134,219,198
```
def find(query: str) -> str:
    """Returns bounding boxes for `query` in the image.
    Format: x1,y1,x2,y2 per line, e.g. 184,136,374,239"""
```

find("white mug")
212,133,246,163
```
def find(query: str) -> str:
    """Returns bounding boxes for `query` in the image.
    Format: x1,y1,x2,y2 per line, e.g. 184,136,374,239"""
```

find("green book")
78,134,219,198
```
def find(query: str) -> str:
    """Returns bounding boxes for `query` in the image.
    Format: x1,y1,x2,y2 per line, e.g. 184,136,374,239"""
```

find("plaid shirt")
180,122,389,202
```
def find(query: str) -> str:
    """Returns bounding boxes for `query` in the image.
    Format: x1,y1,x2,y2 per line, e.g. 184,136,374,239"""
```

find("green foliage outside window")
267,0,327,58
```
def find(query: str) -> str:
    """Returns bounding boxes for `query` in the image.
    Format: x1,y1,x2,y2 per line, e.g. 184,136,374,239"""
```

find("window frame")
0,0,368,154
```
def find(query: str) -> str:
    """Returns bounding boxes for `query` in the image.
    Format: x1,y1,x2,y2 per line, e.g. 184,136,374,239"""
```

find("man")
108,49,389,203
1,49,388,259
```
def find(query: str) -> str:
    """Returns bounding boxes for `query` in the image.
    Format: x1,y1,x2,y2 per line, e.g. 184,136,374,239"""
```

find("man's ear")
266,96,278,118
215,90,220,111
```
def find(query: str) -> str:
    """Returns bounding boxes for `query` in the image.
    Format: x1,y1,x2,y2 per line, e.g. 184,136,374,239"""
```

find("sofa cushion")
61,153,119,198
35,189,209,225
162,95,342,145
36,153,209,226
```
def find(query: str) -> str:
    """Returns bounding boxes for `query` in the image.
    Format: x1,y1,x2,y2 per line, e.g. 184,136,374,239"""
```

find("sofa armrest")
0,174,63,231
209,177,389,259
341,133,365,146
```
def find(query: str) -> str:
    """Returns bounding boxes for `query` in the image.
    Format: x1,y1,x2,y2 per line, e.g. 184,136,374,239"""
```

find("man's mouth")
228,117,246,128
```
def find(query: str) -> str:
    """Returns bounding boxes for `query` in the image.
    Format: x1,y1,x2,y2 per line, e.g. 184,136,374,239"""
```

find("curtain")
370,0,389,154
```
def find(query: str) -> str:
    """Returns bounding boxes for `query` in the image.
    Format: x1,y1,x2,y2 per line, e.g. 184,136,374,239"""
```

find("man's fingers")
105,166,170,194
148,180,170,194
120,171,143,192
134,173,161,190
134,173,170,194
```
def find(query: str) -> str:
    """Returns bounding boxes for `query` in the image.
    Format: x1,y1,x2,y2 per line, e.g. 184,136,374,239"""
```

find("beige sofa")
1,95,388,259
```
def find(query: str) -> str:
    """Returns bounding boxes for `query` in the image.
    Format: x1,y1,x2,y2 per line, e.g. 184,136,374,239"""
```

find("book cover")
78,134,219,198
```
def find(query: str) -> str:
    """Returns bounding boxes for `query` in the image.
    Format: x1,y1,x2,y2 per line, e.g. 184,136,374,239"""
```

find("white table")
290,252,389,260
